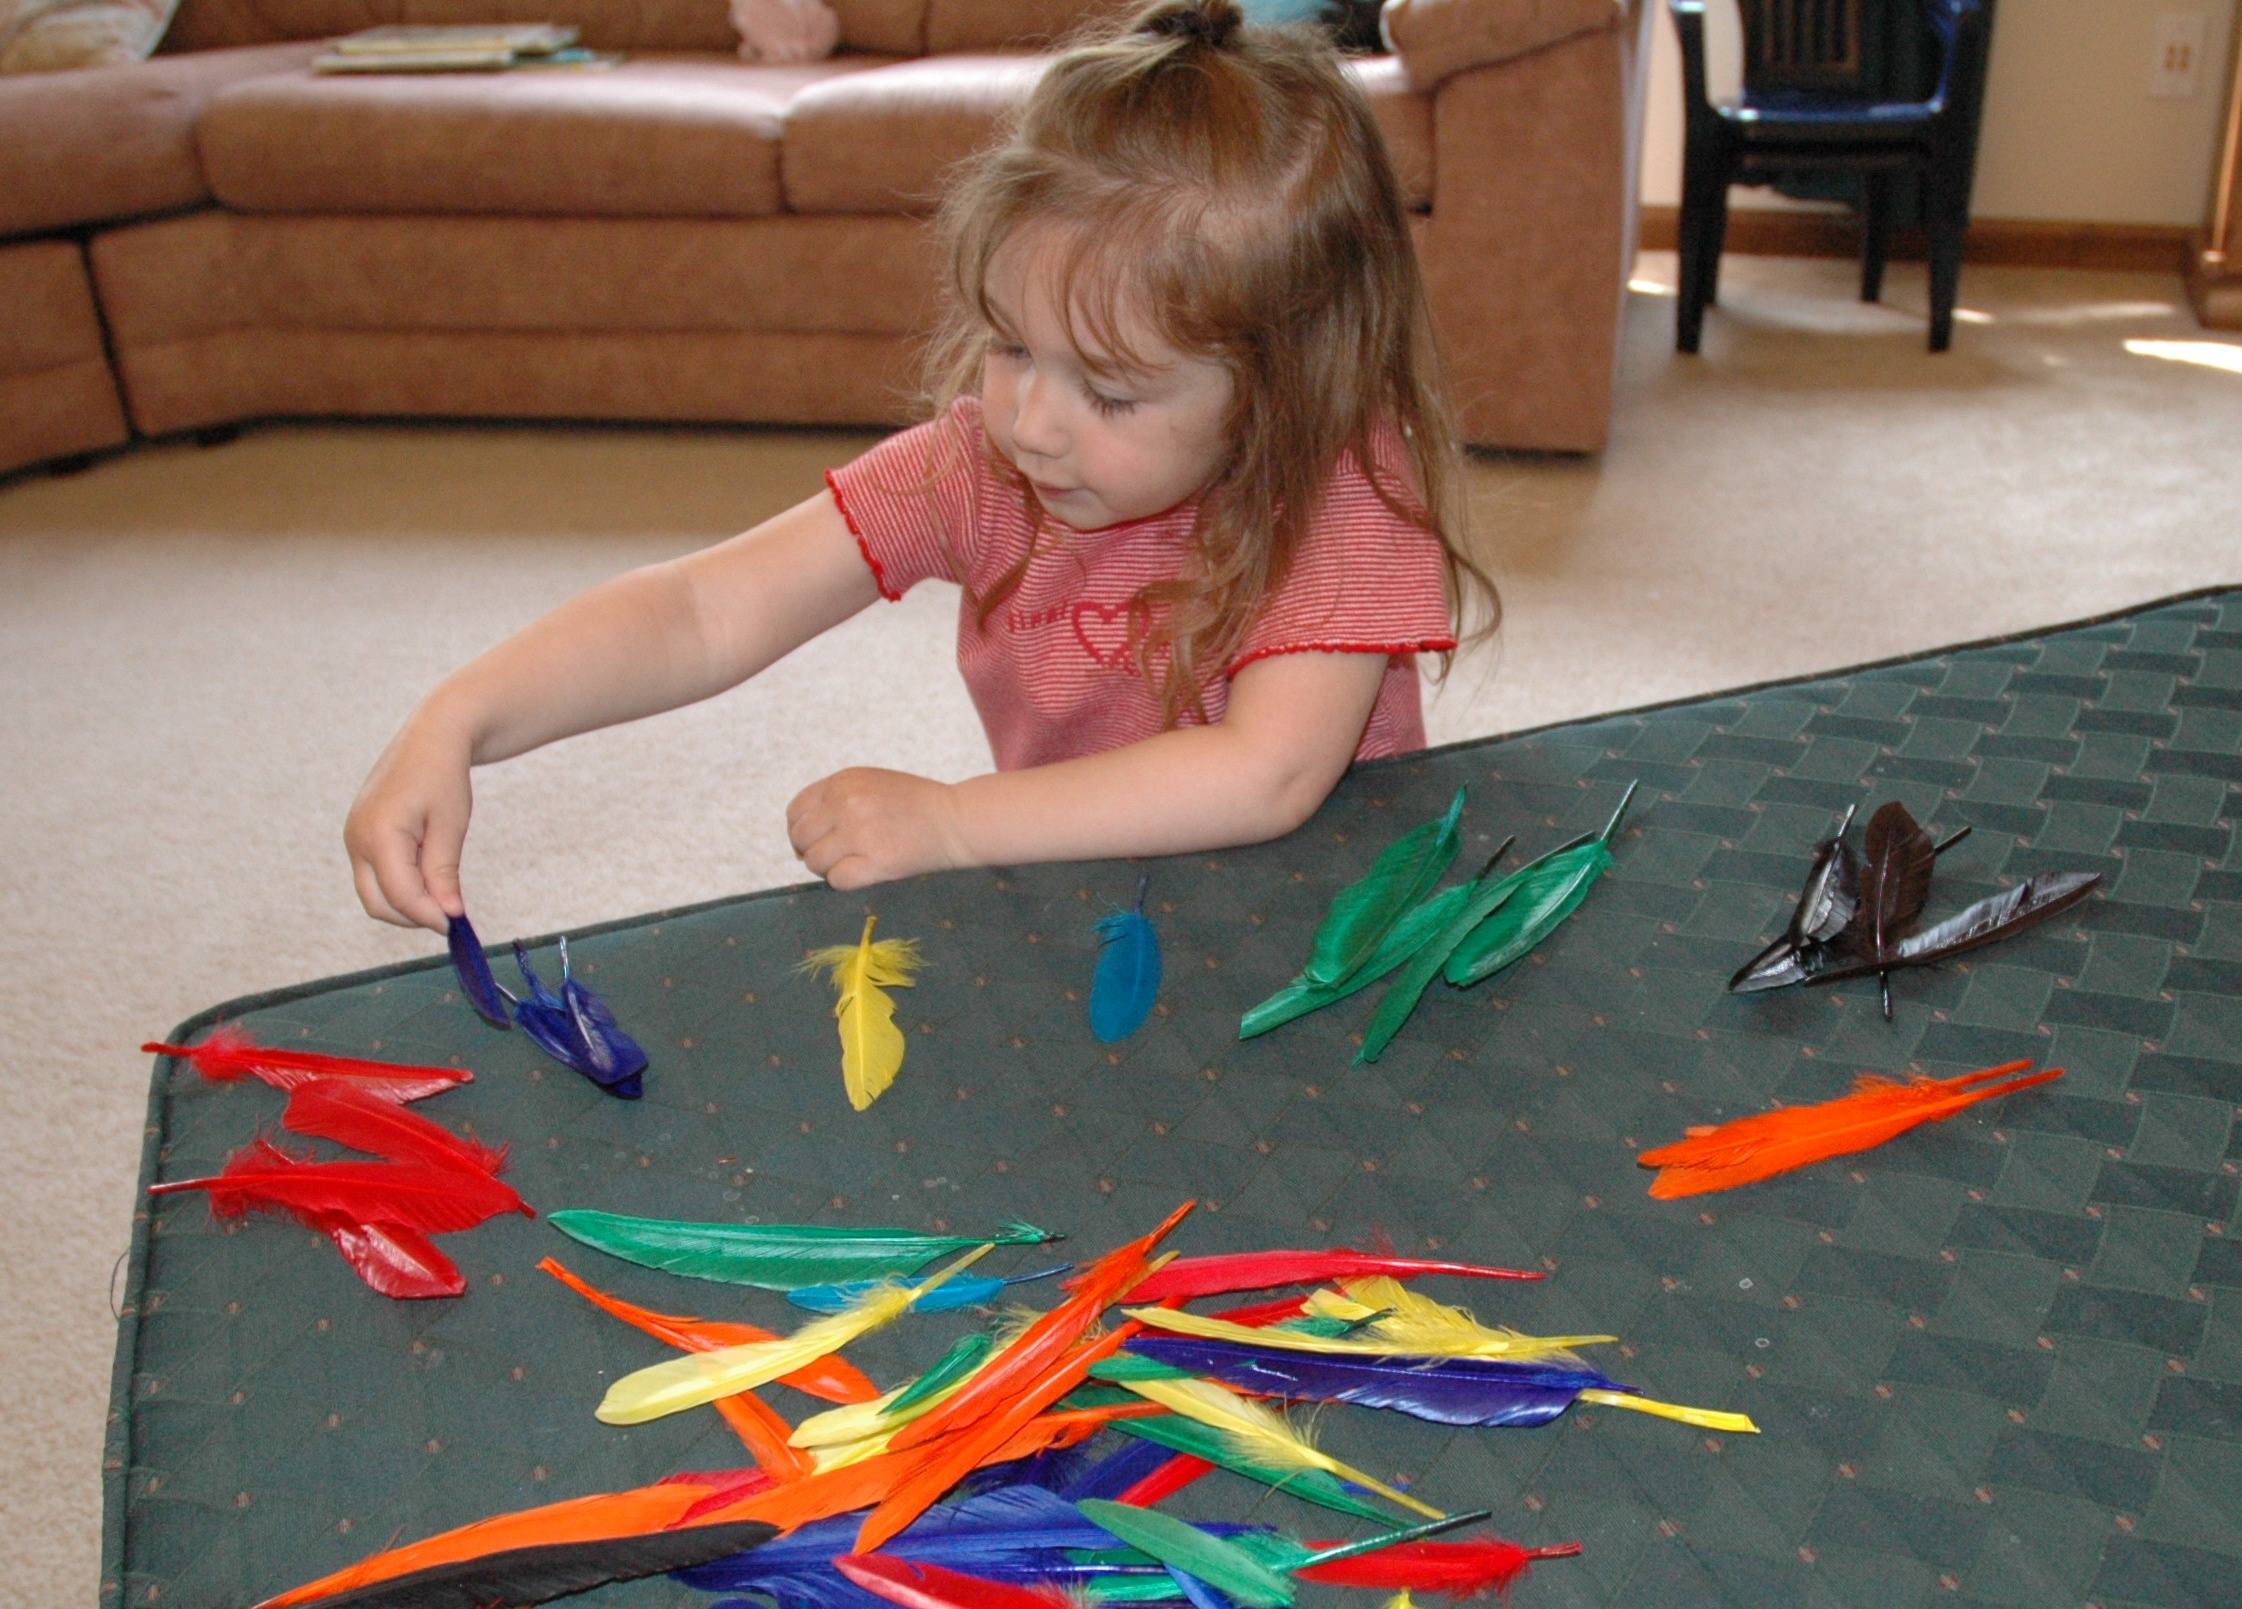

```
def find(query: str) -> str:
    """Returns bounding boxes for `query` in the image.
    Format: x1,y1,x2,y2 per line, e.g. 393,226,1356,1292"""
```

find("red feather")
283,1079,510,1176
320,1219,465,1299
150,1140,531,1232
1207,1296,1309,1327
1639,1060,2062,1198
834,1555,1073,1609
1122,1250,1539,1303
146,1025,470,1102
1115,1453,1215,1507
1298,1538,1584,1598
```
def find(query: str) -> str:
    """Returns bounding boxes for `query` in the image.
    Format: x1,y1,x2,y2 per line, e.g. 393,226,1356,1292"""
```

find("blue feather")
446,914,512,1029
1169,1570,1242,1609
1090,875,1162,1042
785,1263,1071,1314
510,938,648,1098
1058,1435,1179,1501
1122,1336,1629,1428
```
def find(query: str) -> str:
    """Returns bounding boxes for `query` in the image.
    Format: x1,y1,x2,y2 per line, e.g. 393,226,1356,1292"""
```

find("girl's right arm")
345,489,880,931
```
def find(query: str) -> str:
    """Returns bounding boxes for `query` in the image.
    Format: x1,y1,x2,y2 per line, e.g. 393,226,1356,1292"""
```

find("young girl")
345,0,1497,926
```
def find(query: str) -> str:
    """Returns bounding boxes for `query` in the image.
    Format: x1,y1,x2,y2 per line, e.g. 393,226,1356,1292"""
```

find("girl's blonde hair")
928,0,1498,724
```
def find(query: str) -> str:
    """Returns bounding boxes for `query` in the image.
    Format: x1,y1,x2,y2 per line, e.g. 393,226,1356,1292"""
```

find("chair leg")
1675,147,1727,355
1702,182,1732,308
1923,164,1968,352
1859,172,1891,304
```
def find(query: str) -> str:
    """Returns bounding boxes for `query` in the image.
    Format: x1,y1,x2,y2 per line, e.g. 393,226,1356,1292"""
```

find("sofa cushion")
782,50,1431,215
163,0,924,54
782,51,1041,214
1381,0,1622,91
0,39,314,236
922,0,1116,54
199,53,899,218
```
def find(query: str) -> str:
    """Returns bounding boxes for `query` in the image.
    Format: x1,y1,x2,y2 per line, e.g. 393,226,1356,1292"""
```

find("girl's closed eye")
1082,381,1138,418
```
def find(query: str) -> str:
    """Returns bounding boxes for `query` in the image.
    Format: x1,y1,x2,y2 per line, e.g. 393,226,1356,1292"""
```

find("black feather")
298,1519,776,1609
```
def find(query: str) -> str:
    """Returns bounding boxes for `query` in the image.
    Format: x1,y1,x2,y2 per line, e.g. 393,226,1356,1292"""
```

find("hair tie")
1148,0,1240,47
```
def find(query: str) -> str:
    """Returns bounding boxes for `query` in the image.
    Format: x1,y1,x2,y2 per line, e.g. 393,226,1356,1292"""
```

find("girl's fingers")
368,823,453,934
351,855,417,929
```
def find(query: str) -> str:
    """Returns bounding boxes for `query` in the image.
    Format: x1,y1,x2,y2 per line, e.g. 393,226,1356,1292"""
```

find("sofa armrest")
1381,0,1622,91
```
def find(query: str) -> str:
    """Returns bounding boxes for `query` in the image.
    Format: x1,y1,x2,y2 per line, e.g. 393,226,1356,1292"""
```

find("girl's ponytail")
1136,0,1243,48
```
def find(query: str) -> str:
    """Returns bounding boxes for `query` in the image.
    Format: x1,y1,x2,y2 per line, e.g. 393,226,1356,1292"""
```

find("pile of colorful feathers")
249,1202,1758,1609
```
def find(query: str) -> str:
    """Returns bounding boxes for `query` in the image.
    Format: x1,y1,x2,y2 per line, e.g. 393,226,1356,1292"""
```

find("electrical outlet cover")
2149,10,2210,99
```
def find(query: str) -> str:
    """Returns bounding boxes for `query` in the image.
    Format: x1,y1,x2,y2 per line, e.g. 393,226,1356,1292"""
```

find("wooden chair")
1669,0,1996,352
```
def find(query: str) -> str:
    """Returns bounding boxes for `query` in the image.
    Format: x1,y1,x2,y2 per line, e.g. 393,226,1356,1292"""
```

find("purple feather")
511,938,647,1098
1121,1336,1630,1428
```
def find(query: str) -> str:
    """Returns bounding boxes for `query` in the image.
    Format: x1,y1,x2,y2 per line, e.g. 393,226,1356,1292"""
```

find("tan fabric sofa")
0,0,1649,479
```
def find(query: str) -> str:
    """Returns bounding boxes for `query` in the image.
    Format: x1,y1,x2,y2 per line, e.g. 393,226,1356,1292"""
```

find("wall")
1638,0,2241,225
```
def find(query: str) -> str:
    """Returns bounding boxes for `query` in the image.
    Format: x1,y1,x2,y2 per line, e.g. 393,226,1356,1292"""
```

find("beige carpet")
3,252,2238,1606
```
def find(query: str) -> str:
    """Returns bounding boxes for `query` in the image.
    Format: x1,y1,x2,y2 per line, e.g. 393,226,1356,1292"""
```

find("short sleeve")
825,401,989,602
1229,449,1456,675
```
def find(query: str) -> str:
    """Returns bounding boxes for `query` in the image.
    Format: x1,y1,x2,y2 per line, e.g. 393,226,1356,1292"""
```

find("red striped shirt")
827,397,1455,771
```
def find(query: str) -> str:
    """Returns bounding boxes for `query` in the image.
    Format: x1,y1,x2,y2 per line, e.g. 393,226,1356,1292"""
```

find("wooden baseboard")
1638,205,2193,274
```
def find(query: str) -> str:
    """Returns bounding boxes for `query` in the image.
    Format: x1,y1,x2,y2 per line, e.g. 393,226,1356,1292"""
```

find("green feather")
1111,1415,1397,1521
888,1331,995,1415
1303,788,1466,987
1240,882,1477,1039
1444,780,1633,986
1087,1352,1197,1383
1076,1501,1297,1608
1441,840,1611,986
1354,862,1526,1065
544,1211,1060,1288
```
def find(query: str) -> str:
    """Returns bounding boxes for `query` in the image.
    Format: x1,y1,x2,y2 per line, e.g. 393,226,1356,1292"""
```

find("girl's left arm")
787,650,1388,888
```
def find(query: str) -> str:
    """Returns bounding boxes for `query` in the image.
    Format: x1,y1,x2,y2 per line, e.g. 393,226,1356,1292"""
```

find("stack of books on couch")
312,24,614,72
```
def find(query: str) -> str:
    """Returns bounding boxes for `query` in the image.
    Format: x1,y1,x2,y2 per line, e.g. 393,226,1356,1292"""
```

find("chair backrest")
1739,0,1863,93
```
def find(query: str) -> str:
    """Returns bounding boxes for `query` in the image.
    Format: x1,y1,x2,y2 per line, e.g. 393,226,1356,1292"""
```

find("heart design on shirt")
1070,600,1144,669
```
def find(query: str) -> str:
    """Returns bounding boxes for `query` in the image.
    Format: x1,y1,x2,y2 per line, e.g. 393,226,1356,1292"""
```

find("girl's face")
979,234,1234,532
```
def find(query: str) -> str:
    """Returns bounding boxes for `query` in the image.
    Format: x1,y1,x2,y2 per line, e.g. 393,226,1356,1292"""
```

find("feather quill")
1120,1336,1755,1433
144,1025,469,1102
537,1257,877,1403
1639,1059,2063,1198
1090,876,1164,1042
1122,1303,1604,1364
1122,1250,1537,1304
253,1475,773,1609
150,1141,531,1233
1111,1374,1442,1518
446,913,512,1029
1240,881,1480,1040
546,1209,1059,1288
787,1264,1070,1314
1305,788,1467,986
281,1079,508,1175
597,1245,992,1425
1077,1501,1296,1609
803,915,921,1110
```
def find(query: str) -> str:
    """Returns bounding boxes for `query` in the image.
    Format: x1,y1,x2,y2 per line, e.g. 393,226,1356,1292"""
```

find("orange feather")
854,1322,1143,1553
538,1256,877,1403
715,1388,817,1482
1639,1060,2061,1198
890,1199,1191,1453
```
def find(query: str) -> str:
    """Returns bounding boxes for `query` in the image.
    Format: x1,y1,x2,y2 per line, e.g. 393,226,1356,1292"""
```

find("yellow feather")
1576,1388,1759,1435
596,1244,988,1426
1116,1374,1444,1519
811,1429,897,1471
1299,1276,1618,1362
1125,1296,1611,1364
802,915,920,1111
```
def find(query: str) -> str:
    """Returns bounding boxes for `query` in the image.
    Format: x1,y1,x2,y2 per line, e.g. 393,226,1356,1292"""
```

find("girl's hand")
788,768,973,890
345,714,475,932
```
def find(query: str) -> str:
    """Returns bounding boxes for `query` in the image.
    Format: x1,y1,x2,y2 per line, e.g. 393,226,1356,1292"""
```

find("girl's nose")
1010,369,1068,460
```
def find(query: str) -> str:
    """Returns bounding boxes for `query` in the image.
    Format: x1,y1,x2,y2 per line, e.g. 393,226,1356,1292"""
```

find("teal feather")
544,1210,1059,1288
1076,1502,1296,1609
1240,881,1477,1039
1090,875,1162,1042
